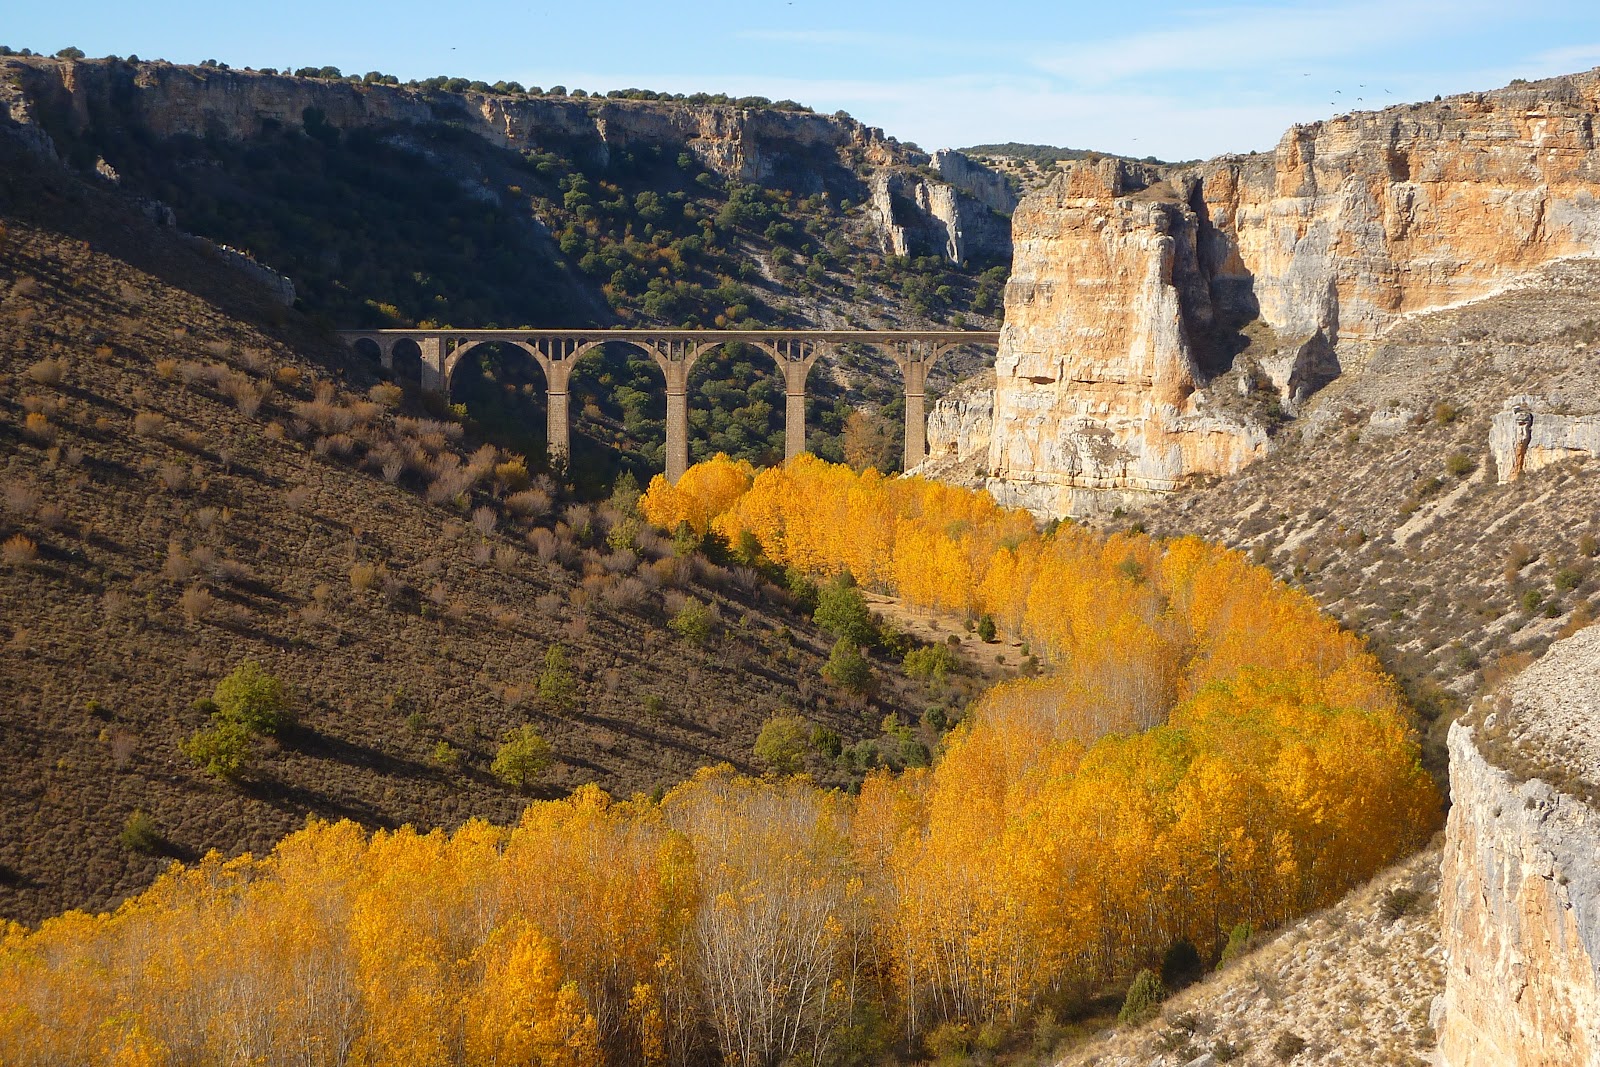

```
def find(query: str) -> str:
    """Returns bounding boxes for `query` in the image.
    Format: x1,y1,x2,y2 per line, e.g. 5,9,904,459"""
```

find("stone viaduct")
338,329,1000,481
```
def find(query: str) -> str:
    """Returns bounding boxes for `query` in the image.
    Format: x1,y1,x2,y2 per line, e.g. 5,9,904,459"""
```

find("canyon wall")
986,69,1600,517
1437,625,1600,1066
0,56,1006,264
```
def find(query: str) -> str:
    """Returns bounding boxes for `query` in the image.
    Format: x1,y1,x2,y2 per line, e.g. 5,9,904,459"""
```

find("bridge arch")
337,329,999,482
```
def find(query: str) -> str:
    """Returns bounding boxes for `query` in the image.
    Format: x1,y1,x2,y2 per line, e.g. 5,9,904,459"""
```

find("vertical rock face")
1489,399,1600,482
1,56,917,189
988,70,1600,517
868,167,1013,265
931,148,1019,216
986,161,1267,515
1438,625,1600,1065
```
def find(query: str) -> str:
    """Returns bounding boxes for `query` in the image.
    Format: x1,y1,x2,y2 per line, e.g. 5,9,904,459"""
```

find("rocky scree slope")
1052,844,1445,1067
0,140,937,925
1131,260,1600,765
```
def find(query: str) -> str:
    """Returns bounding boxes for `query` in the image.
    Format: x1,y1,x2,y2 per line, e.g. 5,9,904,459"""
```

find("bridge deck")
338,328,1000,344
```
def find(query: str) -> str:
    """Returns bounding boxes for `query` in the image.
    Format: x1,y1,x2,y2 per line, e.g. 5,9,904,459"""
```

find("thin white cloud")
1527,42,1600,71
1030,0,1493,84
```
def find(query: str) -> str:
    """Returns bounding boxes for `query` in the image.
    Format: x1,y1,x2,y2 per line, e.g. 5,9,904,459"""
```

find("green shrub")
922,704,949,732
1217,921,1254,970
491,725,552,791
213,661,292,735
1118,968,1164,1025
814,576,877,646
1555,567,1583,592
1161,939,1204,991
903,644,958,686
1446,451,1476,477
181,719,253,780
119,810,162,854
1521,589,1545,613
753,713,811,775
810,725,842,758
538,644,578,712
924,1021,971,1062
669,598,714,646
784,567,819,612
976,613,997,643
822,639,872,694
431,740,461,770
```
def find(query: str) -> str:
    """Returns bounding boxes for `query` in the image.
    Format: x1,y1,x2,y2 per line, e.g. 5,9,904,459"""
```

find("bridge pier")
417,337,445,393
545,366,573,466
653,351,702,483
763,341,826,462
902,359,929,470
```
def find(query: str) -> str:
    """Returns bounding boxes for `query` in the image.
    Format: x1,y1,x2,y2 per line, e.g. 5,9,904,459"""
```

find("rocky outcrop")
986,161,1268,515
984,70,1600,518
1437,624,1600,1066
1,56,916,190
931,148,1017,216
1490,398,1600,482
916,374,994,487
4,56,1010,267
868,167,1012,265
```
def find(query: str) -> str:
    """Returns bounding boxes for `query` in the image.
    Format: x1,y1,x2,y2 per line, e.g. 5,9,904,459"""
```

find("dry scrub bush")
132,411,165,437
25,357,67,386
35,503,66,530
2,481,39,517
471,506,498,536
506,487,553,518
349,562,380,591
1,534,39,566
179,585,216,623
155,463,188,493
368,382,403,407
22,412,55,445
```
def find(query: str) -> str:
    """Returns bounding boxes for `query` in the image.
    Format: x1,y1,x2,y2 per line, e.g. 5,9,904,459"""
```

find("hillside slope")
1134,259,1600,763
0,138,934,924
2,55,1011,486
1052,844,1444,1067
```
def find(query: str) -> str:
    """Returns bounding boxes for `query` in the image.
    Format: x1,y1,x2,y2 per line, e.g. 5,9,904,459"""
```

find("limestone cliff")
986,69,1600,517
1437,624,1600,1066
2,55,1006,266
867,166,1012,265
986,160,1267,516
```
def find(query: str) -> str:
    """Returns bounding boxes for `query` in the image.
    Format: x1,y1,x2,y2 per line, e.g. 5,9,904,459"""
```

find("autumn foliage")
1,456,1440,1065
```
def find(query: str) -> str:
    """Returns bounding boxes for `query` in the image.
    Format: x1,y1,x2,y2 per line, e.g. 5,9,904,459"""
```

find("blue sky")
9,1,1600,160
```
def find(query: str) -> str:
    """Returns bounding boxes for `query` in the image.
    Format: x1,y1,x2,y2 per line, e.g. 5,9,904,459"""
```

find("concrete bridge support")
537,354,576,467
902,360,930,470
417,337,446,392
645,341,715,484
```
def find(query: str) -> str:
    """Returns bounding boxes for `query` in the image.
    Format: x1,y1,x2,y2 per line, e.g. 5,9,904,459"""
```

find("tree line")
0,456,1440,1066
